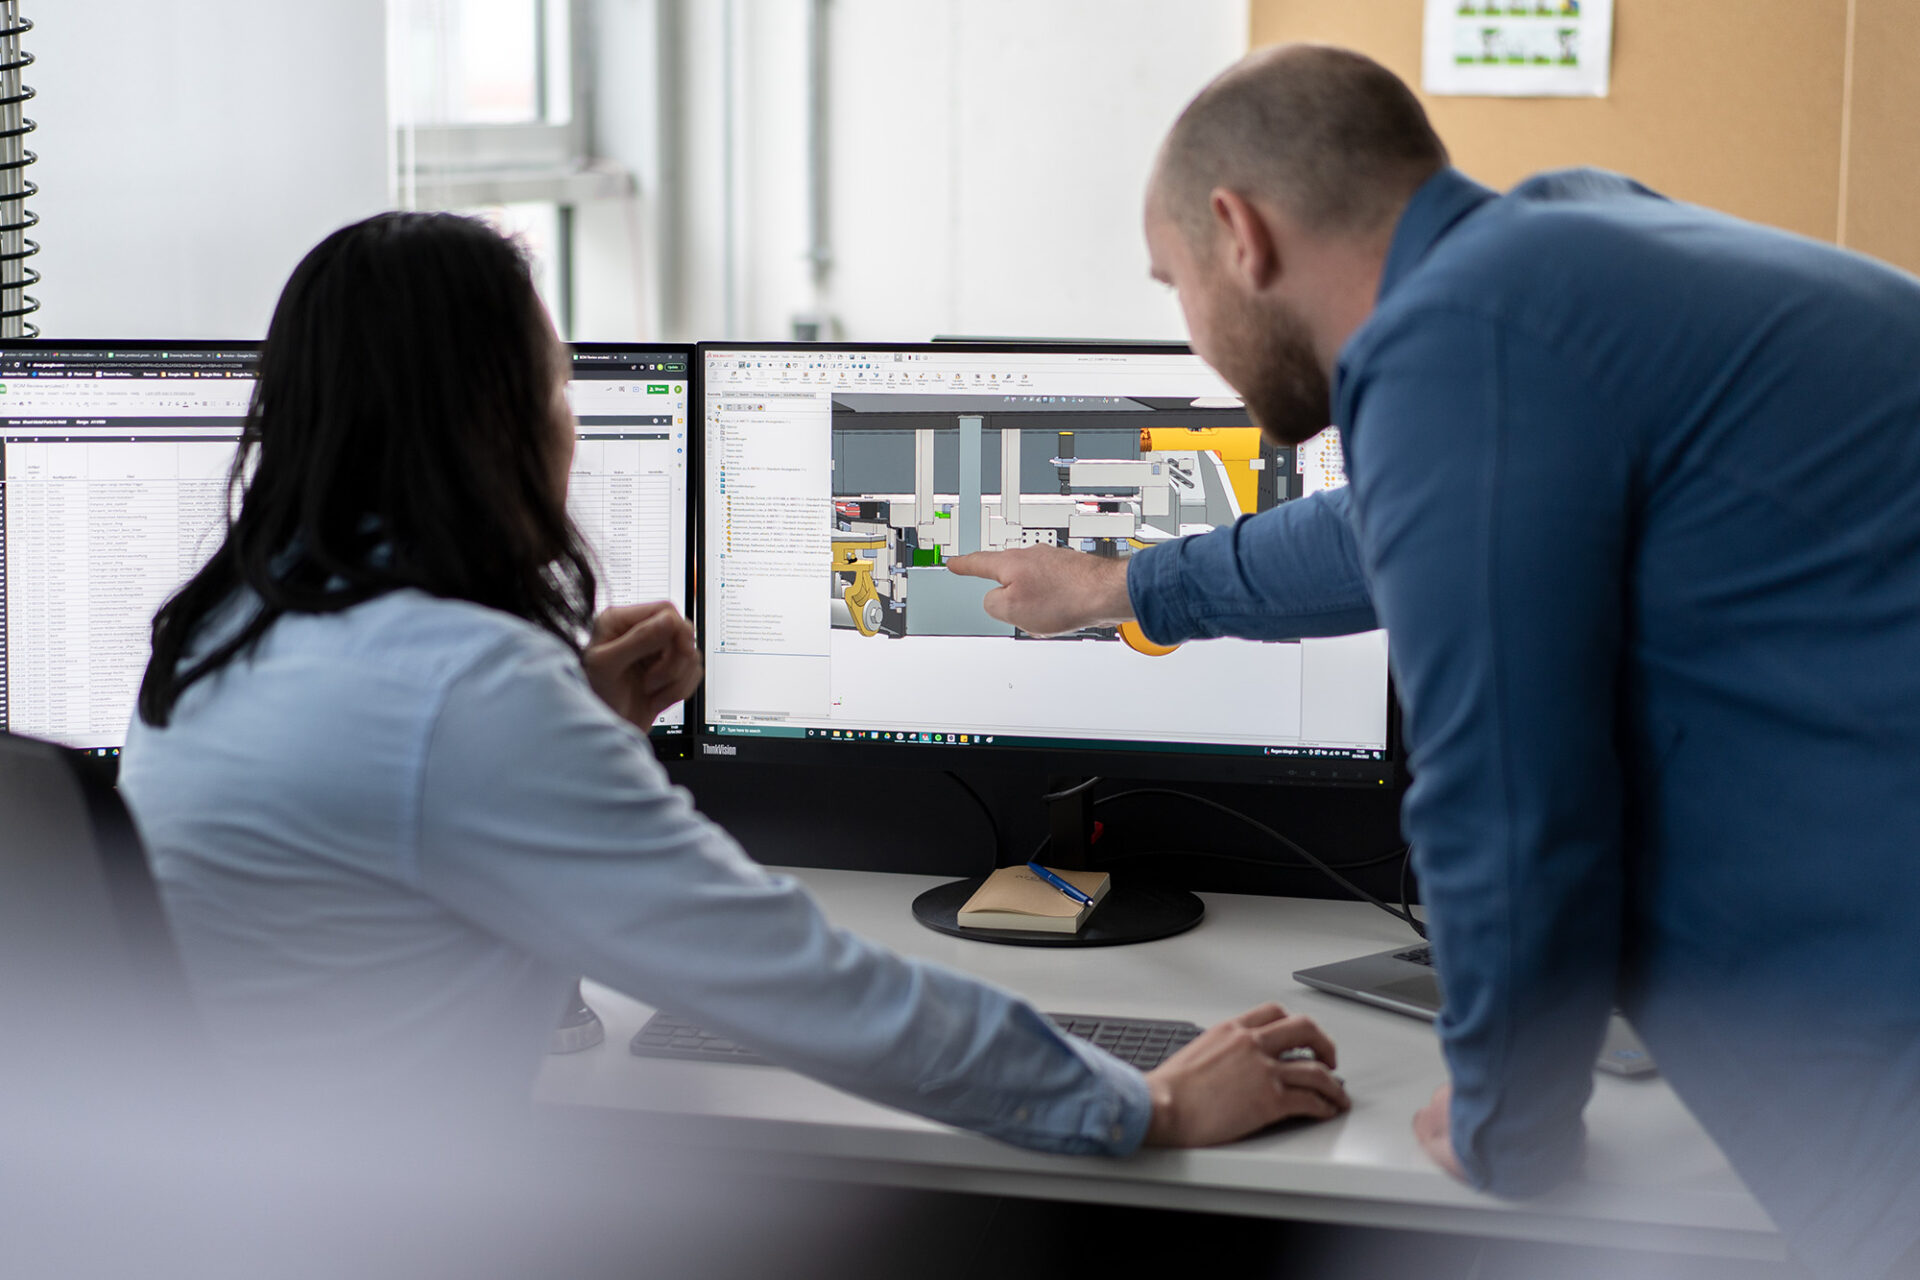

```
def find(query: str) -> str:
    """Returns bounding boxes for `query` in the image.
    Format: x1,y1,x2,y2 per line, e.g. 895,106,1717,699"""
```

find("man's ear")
1209,188,1280,290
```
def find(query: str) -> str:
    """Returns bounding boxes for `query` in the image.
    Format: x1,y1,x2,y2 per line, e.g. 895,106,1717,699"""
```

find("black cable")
1399,844,1427,940
1092,786,1425,933
944,771,1004,873
1040,784,1407,873
1042,775,1102,801
1094,844,1410,873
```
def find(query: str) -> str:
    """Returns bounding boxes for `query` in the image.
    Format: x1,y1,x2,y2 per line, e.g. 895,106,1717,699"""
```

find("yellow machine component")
832,536,889,637
1139,425,1266,517
1119,619,1179,657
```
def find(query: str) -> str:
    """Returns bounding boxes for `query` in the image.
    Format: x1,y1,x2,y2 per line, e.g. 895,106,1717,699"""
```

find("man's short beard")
1237,301,1333,448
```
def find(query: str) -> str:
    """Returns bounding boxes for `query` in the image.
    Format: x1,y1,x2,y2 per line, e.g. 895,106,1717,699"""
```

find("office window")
389,0,629,336
392,0,576,136
397,0,564,127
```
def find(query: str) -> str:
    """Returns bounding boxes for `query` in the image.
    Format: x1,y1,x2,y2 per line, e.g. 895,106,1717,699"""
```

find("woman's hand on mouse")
583,601,702,729
1142,1003,1350,1147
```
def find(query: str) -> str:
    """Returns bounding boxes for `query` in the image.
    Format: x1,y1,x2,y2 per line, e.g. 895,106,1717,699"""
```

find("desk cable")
1092,786,1425,937
943,770,1005,868
1042,779,1426,939
947,773,1427,939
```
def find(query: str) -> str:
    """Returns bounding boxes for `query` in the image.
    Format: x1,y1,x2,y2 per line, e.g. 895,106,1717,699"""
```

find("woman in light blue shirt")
121,212,1347,1152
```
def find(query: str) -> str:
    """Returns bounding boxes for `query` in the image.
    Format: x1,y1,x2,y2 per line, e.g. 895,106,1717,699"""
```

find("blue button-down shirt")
120,590,1149,1154
1132,167,1920,1279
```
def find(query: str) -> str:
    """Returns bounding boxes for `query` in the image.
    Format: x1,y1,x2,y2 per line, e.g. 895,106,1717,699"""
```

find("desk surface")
535,867,1780,1259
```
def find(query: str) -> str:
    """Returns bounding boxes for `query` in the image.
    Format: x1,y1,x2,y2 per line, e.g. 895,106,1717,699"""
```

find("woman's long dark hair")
137,212,597,727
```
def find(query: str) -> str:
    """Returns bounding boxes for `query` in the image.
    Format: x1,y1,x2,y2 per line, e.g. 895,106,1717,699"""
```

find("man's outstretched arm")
947,485,1377,643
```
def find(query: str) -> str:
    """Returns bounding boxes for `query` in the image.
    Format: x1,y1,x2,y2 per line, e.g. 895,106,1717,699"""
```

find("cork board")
1843,0,1920,273
1247,0,1853,247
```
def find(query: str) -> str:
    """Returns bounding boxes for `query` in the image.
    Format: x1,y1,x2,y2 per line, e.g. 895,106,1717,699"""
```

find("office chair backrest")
1,736,255,1276
0,732,195,1042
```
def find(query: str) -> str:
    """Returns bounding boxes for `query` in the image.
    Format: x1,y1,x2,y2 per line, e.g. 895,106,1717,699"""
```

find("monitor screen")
697,342,1392,784
564,345,695,747
0,343,255,756
0,342,693,756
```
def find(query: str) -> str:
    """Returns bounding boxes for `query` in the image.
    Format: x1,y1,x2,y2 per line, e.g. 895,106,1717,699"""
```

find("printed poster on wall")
1422,0,1615,98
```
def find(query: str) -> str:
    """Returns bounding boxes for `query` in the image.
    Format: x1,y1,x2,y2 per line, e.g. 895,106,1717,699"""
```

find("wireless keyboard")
629,1008,1204,1072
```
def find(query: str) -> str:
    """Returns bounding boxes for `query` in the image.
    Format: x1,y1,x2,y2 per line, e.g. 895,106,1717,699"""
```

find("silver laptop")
1293,942,1658,1078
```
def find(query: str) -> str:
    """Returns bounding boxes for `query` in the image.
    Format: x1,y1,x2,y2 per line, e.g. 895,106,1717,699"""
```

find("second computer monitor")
697,342,1392,785
0,341,694,758
0,343,256,758
565,345,695,748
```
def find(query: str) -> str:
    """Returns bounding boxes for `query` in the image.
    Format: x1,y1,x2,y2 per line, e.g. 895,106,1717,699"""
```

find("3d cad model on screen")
827,393,1295,655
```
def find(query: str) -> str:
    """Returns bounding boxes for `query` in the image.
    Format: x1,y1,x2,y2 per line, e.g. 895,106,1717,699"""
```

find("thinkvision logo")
702,743,738,757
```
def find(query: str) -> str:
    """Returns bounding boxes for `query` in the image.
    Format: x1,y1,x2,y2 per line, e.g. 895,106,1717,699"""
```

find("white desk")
534,867,1782,1260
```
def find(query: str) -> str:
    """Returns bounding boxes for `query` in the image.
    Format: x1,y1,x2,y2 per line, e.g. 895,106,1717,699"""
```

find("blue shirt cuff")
987,1031,1153,1156
1125,490,1379,645
1450,1091,1587,1196
1127,539,1196,646
1055,1038,1154,1155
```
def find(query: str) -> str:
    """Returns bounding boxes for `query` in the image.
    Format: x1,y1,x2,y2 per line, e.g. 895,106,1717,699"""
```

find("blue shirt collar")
1377,166,1498,302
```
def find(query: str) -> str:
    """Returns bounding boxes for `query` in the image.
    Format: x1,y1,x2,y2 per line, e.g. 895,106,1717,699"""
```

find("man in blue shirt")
952,44,1920,1280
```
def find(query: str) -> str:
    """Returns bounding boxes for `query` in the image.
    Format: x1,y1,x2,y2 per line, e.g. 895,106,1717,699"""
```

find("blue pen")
1025,861,1095,906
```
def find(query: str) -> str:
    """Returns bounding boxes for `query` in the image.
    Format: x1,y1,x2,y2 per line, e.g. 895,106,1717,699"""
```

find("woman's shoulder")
275,590,576,685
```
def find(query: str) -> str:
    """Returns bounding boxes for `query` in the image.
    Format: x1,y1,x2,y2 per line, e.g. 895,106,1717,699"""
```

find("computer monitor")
695,341,1394,788
565,344,695,752
0,341,694,759
0,343,256,759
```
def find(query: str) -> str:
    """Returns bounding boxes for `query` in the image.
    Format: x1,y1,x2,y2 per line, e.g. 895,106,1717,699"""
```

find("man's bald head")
1152,45,1447,245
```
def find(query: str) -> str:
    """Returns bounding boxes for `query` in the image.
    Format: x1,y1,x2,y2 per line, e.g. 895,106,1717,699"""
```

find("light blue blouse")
121,589,1148,1154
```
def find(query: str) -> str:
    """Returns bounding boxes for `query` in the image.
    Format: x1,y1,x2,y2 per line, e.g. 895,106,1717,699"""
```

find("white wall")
582,0,1249,344
20,0,1244,343
29,1,391,338
824,0,1249,343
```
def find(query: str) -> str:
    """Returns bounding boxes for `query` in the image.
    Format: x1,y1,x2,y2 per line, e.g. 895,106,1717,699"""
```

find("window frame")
393,0,632,204
393,0,635,335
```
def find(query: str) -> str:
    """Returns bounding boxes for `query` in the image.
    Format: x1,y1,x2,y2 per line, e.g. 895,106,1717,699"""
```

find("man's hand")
1142,1003,1351,1147
582,602,702,731
945,545,1134,637
1413,1082,1468,1180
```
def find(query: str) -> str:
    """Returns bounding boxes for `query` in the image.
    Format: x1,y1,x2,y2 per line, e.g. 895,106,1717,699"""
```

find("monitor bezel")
691,339,1401,789
0,340,264,765
0,340,701,761
567,342,699,759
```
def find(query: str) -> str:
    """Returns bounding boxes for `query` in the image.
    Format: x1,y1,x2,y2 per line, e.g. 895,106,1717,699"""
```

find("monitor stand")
911,776,1205,948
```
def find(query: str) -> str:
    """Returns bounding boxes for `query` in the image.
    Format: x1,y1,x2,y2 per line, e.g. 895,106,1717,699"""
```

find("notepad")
956,865,1111,933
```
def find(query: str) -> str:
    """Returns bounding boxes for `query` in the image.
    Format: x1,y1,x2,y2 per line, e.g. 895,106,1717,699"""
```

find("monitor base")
910,876,1204,948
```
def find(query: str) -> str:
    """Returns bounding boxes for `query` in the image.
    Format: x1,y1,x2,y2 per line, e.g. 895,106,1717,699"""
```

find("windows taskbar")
702,722,1384,761
47,729,687,760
